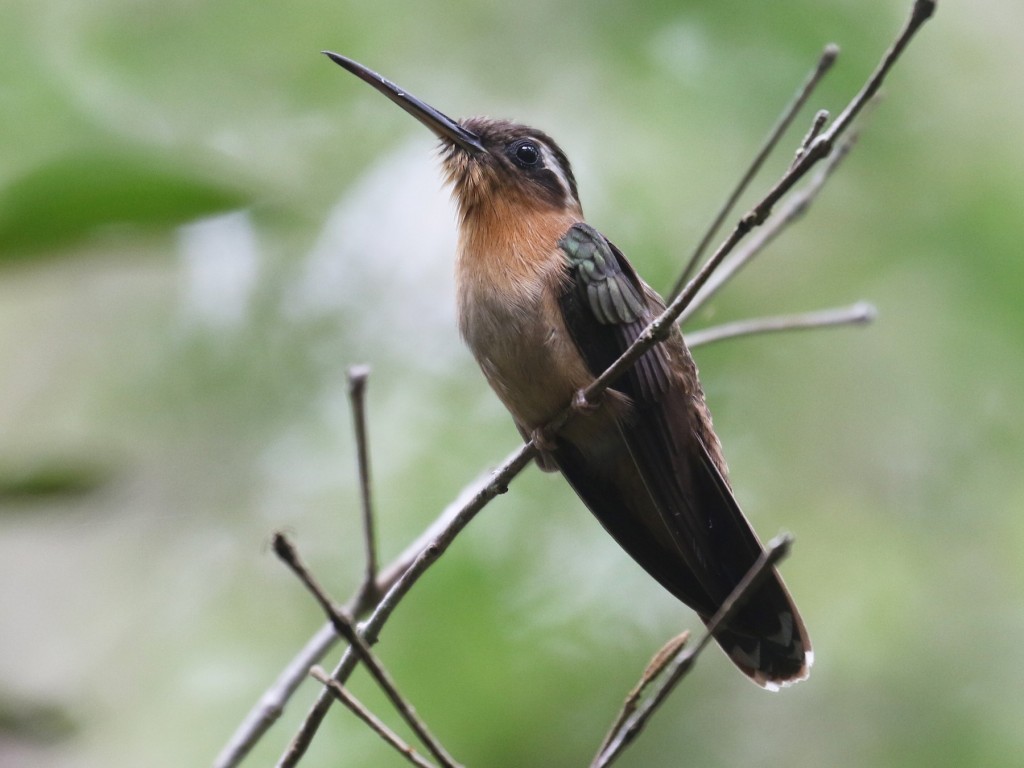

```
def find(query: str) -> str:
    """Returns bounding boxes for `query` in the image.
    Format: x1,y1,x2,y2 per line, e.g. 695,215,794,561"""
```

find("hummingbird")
325,52,812,689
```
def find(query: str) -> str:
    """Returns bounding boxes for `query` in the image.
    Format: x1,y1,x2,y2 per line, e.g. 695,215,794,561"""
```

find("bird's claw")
572,389,600,415
530,427,558,454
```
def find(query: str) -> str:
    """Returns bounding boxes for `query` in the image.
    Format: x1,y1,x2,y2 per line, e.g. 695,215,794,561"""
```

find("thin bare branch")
752,0,935,219
214,622,336,768
587,0,934,410
686,301,876,348
278,447,535,767
216,475,494,768
347,364,380,602
273,534,463,768
826,0,936,143
310,667,440,768
670,44,839,299
794,109,830,166
679,127,859,324
594,631,690,759
593,535,794,768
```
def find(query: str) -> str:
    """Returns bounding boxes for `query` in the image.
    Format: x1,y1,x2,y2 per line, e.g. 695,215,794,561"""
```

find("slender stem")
681,129,858,323
826,0,936,143
278,446,536,767
217,470,513,768
215,474,494,768
794,109,830,166
670,44,838,299
752,0,936,219
310,667,440,768
347,365,379,600
274,534,463,768
594,631,690,759
686,302,875,348
593,536,793,768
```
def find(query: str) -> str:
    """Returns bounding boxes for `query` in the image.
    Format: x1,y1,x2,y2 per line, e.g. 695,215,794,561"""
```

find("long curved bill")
323,51,485,153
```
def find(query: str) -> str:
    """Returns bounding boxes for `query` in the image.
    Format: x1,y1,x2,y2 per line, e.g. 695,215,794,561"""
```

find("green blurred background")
2,0,1021,766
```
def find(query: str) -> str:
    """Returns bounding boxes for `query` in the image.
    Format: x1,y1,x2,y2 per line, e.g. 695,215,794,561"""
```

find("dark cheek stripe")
535,170,568,207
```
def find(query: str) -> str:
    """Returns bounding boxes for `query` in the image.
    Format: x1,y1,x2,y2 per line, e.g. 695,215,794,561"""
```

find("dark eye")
511,140,541,168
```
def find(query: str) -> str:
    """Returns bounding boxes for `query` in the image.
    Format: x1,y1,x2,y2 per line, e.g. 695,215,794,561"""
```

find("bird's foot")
571,388,600,416
530,426,558,454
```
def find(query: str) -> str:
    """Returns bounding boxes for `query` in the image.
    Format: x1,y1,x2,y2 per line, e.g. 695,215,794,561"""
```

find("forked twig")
274,534,463,768
680,126,861,323
578,1,935,414
310,667,440,768
592,536,794,768
671,44,839,298
794,109,831,165
278,449,534,767
594,631,691,759
214,469,499,768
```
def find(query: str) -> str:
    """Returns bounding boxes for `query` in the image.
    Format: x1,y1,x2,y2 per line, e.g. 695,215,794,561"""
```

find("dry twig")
277,451,533,767
592,536,794,768
593,631,691,760
581,0,936,412
680,126,861,324
686,302,876,349
273,533,462,768
347,365,380,604
310,667,440,768
214,472,497,768
671,44,838,297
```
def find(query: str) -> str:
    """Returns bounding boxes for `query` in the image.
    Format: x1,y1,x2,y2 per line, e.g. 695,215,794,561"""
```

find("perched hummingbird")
325,52,812,689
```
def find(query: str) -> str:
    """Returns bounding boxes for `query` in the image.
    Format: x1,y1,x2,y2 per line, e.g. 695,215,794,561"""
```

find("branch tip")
915,0,937,22
272,531,297,566
851,301,878,323
347,361,379,594
669,38,839,297
347,364,371,393
764,532,794,565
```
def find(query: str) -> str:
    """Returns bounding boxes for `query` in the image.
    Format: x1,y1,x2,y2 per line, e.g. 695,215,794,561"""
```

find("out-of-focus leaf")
0,693,77,743
0,147,248,258
0,460,109,503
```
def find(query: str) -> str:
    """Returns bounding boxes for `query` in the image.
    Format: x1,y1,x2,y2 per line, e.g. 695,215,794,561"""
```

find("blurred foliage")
0,692,77,743
0,458,108,503
0,147,246,256
1,1,1022,768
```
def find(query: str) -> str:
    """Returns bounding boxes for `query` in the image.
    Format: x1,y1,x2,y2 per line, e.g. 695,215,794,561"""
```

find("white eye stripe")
539,143,573,200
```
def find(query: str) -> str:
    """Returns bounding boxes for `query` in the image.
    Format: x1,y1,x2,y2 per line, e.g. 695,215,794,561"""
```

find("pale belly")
458,281,595,431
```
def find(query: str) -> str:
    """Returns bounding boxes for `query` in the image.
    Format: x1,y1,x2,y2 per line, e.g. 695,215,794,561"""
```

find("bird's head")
324,53,582,223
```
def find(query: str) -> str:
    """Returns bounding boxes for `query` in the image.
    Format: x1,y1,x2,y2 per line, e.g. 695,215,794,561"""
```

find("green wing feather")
559,223,646,325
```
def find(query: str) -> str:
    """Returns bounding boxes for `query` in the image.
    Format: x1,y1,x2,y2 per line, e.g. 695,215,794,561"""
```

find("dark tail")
554,404,812,688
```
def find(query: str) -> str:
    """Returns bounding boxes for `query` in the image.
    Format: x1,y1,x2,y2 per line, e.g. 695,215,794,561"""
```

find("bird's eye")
511,140,541,168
